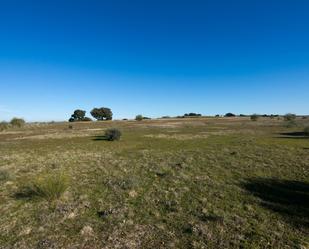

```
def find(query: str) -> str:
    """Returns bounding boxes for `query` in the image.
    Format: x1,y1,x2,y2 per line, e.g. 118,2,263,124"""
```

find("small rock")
81,226,94,236
129,190,138,198
67,212,76,219
20,227,31,236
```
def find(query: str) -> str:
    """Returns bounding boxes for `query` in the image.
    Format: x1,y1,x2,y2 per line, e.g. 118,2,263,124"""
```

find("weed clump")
0,169,11,182
284,113,296,121
104,128,122,141
0,122,9,132
26,173,69,201
250,114,259,121
285,120,297,128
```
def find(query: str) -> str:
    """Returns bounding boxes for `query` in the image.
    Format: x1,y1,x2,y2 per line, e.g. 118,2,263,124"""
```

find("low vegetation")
0,169,11,182
19,172,69,201
0,121,9,131
250,113,259,121
284,113,296,121
0,117,308,248
104,128,122,141
10,117,25,127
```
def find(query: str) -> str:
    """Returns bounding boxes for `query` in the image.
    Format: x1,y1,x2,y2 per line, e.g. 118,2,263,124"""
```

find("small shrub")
135,115,143,121
284,113,296,121
285,120,297,128
250,114,259,121
0,169,11,182
68,125,73,129
304,126,309,136
104,128,122,141
31,173,68,201
10,118,25,128
0,121,9,132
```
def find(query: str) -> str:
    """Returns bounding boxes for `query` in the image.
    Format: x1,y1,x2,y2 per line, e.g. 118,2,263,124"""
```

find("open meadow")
0,117,308,249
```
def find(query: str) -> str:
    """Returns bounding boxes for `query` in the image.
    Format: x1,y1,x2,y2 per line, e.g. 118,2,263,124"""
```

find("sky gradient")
0,0,308,121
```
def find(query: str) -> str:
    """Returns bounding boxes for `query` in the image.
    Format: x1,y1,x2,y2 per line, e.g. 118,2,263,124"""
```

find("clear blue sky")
0,0,308,121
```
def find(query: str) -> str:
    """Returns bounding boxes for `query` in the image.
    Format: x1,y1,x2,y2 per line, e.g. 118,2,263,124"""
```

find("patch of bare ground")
144,133,209,140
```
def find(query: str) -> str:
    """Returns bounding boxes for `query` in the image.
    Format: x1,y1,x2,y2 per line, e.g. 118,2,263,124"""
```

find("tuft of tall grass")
31,173,69,201
0,169,11,182
0,122,9,132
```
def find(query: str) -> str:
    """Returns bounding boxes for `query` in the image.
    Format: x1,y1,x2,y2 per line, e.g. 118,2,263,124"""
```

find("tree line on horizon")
67,107,306,123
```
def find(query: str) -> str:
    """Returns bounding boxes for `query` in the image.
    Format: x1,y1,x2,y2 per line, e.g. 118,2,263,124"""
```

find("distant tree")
225,113,236,117
215,114,220,117
91,107,113,121
135,115,143,121
143,117,151,120
184,113,202,117
69,109,86,122
10,118,25,127
284,113,296,121
250,114,259,121
239,114,246,117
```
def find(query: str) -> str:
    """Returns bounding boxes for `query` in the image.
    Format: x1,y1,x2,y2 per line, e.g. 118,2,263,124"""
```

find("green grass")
0,117,308,248
0,169,11,182
18,172,69,201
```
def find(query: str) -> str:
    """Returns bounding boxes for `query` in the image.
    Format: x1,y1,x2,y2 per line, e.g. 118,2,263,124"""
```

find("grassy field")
0,117,308,249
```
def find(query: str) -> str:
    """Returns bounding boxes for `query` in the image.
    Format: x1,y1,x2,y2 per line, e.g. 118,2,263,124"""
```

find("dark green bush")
29,173,69,201
284,113,296,121
304,126,309,136
10,118,25,128
0,169,11,182
0,122,8,132
105,128,122,141
135,115,143,121
250,114,259,121
285,120,297,128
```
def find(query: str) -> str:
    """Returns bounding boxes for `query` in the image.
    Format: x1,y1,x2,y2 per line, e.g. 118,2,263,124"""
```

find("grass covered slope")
0,117,308,248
